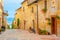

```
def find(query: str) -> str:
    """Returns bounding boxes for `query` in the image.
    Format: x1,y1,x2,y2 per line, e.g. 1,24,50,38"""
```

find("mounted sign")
49,0,58,15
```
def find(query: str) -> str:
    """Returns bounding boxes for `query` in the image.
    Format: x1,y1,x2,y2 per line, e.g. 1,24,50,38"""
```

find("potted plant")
46,18,51,25
42,8,47,13
39,29,48,35
17,18,20,29
48,21,51,25
56,15,60,19
1,26,5,32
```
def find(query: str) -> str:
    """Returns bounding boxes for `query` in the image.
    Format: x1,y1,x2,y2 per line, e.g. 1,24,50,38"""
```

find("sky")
3,0,24,25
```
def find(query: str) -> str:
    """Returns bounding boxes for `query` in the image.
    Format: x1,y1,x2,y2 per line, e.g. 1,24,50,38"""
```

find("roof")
21,0,27,4
16,7,22,11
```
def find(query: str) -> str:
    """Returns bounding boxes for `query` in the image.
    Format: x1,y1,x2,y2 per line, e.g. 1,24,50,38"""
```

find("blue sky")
3,0,24,25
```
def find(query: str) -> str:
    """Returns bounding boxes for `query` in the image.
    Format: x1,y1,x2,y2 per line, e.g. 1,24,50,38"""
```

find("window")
32,20,35,29
23,7,25,12
24,20,26,29
17,18,20,26
31,7,34,13
44,0,47,10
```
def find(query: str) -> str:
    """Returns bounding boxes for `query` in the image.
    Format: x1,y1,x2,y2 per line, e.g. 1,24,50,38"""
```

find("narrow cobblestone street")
0,29,41,40
0,29,60,40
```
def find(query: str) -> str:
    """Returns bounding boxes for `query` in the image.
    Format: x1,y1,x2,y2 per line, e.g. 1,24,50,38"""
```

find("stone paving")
0,29,60,40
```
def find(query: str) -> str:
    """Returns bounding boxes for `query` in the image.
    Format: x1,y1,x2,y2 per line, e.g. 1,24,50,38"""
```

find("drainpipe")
35,3,39,34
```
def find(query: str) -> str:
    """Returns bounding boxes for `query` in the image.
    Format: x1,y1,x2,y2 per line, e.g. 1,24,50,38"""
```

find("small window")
31,7,34,13
23,7,25,12
44,0,47,9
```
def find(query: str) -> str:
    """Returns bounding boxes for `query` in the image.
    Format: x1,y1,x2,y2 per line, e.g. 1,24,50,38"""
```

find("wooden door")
51,17,57,35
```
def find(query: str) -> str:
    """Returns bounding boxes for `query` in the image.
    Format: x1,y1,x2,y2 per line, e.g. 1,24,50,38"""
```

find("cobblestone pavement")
0,29,60,40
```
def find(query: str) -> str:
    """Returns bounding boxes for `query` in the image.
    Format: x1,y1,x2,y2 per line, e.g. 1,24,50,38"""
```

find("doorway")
51,16,57,35
32,20,35,29
24,20,26,30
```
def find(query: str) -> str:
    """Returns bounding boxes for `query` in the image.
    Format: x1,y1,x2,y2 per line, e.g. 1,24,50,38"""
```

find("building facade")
0,0,7,29
0,0,3,28
14,11,20,29
14,0,60,36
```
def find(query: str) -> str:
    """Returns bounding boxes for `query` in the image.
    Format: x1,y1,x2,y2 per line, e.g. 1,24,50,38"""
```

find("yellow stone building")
0,0,7,29
21,0,34,30
0,0,3,28
44,0,60,36
16,7,24,29
14,10,20,29
14,0,60,36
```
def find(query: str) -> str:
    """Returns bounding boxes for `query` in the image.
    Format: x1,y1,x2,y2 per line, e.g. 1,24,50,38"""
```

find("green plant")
7,25,10,29
17,19,20,26
39,29,48,35
56,15,60,19
46,18,50,21
17,18,20,28
42,8,47,13
48,21,51,25
12,21,14,29
46,18,51,25
1,28,4,32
